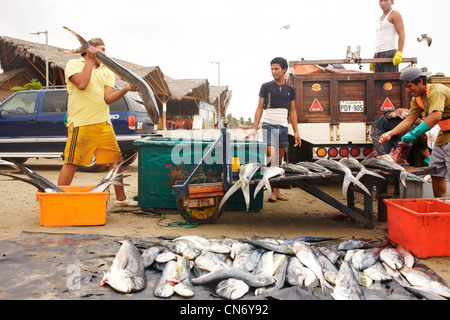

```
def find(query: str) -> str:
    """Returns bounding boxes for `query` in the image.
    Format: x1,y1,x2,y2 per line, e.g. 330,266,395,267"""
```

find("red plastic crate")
384,198,450,258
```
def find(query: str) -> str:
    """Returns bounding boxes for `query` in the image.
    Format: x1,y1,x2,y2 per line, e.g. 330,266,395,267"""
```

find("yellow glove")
369,63,375,72
393,51,403,66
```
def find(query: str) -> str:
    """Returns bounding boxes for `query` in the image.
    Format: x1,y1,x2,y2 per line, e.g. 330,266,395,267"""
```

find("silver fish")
153,260,176,298
313,247,339,285
318,246,341,265
90,159,129,193
100,239,147,293
0,159,64,193
155,249,178,263
219,162,262,211
230,242,255,259
191,267,276,288
339,157,385,181
338,238,371,251
316,158,371,198
396,246,415,268
280,162,311,175
253,251,276,277
158,239,201,260
351,248,382,271
332,261,365,300
141,245,163,268
361,154,426,188
400,266,450,299
351,264,373,288
171,256,195,297
253,166,284,199
243,249,266,273
194,251,228,272
216,278,249,300
363,262,392,282
294,241,333,294
286,256,317,287
173,235,231,254
255,256,289,296
296,161,332,174
380,248,404,270
242,236,295,255
63,27,160,124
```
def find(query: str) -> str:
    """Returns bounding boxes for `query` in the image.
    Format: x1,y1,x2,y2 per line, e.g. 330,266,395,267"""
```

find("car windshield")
0,91,38,115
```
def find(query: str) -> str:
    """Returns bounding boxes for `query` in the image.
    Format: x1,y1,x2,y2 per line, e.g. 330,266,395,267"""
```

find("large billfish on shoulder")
219,162,261,211
62,27,160,124
316,159,371,198
361,153,426,188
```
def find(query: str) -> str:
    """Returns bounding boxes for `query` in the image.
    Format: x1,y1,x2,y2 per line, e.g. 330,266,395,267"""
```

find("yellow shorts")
64,122,122,166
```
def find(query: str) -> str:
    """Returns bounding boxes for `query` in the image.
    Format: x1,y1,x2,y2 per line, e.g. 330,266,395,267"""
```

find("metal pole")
44,31,49,88
30,30,49,87
217,62,221,129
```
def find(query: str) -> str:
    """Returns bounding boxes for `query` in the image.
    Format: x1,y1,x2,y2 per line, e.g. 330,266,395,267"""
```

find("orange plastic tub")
384,198,450,258
36,185,109,227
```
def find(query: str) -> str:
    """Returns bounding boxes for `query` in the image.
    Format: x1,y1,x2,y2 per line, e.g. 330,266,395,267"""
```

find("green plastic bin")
134,136,266,211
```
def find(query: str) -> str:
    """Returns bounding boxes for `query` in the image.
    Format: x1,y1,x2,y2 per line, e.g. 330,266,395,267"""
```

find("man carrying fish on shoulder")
58,37,138,206
245,57,302,202
379,67,450,197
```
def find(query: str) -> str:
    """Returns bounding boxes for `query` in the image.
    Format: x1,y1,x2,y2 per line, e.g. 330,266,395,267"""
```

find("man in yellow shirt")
58,38,138,206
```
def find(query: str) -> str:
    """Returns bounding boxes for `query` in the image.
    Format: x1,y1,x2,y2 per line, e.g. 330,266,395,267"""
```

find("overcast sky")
1,0,449,119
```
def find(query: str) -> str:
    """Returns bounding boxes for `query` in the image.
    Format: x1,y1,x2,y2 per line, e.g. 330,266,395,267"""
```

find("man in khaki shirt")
379,67,450,197
58,38,138,206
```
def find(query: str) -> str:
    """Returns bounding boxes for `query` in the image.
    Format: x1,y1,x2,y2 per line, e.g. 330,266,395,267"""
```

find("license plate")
340,101,364,113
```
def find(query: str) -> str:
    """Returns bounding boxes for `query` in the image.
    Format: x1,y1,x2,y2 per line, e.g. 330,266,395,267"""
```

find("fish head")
100,269,145,293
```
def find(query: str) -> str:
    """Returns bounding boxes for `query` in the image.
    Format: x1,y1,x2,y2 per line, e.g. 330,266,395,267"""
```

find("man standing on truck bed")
371,0,405,72
379,67,450,197
58,38,138,207
245,57,301,202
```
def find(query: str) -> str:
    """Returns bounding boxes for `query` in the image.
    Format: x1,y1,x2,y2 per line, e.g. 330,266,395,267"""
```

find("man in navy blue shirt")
246,57,301,202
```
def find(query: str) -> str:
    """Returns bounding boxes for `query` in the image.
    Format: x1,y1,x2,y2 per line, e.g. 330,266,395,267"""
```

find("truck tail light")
328,147,338,157
351,147,361,157
339,147,349,157
128,115,136,130
316,147,327,158
363,147,373,157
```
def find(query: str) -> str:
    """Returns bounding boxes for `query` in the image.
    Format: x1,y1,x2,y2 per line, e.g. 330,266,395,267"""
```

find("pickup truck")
0,87,159,171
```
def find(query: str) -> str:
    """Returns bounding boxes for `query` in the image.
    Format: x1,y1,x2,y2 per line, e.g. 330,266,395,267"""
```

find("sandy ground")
0,158,449,288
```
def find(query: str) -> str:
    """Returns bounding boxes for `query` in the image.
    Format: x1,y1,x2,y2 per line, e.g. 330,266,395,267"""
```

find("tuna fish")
339,157,385,181
332,261,365,300
316,158,371,198
294,241,333,294
361,153,426,188
100,239,147,293
216,279,249,300
219,162,262,211
253,166,285,199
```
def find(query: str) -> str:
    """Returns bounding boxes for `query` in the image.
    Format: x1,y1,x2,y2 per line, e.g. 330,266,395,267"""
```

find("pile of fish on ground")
218,151,428,211
100,235,450,300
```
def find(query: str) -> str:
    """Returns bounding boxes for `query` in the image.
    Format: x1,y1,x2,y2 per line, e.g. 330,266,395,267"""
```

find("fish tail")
342,175,352,198
219,180,242,210
356,169,385,181
408,172,428,183
349,174,371,196
400,172,407,188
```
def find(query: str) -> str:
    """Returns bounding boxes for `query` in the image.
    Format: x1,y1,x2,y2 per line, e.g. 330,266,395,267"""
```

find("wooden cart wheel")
176,195,224,224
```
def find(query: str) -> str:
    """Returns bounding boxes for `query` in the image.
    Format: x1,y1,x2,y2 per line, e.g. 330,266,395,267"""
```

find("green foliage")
11,79,43,91
226,113,253,129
